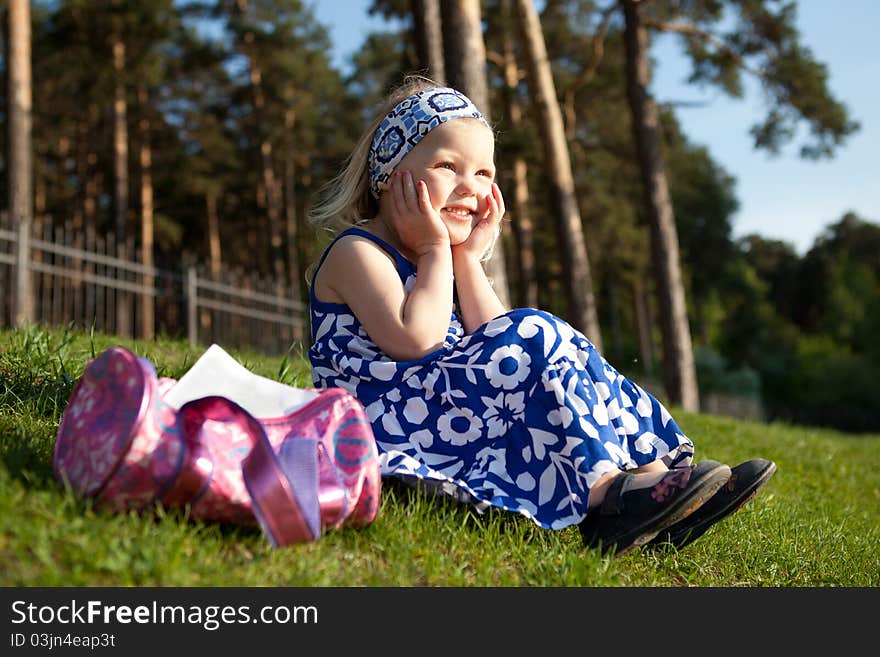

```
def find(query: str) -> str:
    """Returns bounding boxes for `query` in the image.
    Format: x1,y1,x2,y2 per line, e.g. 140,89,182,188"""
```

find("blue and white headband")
368,87,489,199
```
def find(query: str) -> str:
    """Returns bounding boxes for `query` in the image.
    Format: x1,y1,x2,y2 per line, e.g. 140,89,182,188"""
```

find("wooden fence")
0,219,308,356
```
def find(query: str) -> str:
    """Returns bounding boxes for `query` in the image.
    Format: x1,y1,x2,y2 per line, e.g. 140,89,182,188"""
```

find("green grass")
1,324,878,586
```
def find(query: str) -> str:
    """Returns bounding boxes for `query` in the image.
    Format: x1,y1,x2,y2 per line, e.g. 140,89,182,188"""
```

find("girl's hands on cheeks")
388,170,450,257
453,182,505,262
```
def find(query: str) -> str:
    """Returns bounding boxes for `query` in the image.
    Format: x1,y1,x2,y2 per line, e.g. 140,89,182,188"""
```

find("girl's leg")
587,461,671,510
629,460,669,474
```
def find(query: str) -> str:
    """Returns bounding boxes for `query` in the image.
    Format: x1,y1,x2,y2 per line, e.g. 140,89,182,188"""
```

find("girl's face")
395,119,496,245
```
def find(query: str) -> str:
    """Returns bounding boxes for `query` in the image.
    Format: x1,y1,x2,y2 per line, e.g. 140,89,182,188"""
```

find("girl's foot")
579,460,732,557
647,458,777,550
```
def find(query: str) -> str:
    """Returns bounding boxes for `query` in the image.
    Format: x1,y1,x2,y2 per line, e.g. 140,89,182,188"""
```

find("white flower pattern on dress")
438,407,484,445
484,344,532,390
482,391,525,438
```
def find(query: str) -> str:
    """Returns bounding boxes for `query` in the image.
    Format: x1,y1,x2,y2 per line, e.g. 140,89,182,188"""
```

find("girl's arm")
317,172,454,361
452,182,508,333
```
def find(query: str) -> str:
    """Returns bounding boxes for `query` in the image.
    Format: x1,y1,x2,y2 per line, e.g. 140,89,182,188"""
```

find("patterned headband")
368,86,490,199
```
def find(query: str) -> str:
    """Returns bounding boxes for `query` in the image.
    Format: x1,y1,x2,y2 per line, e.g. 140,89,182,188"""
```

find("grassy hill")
1,325,877,586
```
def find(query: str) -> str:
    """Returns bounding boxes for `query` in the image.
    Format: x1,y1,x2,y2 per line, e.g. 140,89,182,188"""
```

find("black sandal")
647,458,777,550
579,460,732,556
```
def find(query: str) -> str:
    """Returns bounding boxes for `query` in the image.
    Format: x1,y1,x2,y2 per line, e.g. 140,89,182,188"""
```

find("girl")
307,77,775,556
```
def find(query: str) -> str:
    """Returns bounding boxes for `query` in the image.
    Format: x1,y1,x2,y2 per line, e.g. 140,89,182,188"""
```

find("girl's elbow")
383,335,444,361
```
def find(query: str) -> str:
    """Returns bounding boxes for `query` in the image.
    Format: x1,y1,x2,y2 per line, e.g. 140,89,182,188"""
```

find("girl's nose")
454,175,478,196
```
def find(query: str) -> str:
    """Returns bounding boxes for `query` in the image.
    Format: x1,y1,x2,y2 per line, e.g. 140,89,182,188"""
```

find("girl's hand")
388,170,450,257
453,182,505,262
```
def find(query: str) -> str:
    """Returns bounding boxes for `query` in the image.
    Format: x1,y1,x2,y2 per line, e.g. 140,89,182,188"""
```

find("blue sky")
311,0,879,255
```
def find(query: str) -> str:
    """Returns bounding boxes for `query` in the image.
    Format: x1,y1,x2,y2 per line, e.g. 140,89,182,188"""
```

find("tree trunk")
500,0,537,308
621,0,699,411
283,108,302,307
206,192,222,280
514,0,602,348
63,134,85,289
79,106,101,324
76,106,99,246
298,159,314,294
137,84,155,340
633,278,655,379
411,0,445,83
110,17,128,238
606,276,622,362
253,75,283,288
203,191,222,336
83,122,100,249
236,0,285,296
111,23,131,337
33,166,46,242
8,0,34,326
440,0,511,308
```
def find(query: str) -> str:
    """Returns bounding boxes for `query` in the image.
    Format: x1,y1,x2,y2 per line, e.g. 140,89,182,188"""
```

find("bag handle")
162,395,349,548
242,430,323,547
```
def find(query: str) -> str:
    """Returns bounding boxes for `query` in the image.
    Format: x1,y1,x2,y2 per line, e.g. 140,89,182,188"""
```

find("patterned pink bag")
53,345,381,547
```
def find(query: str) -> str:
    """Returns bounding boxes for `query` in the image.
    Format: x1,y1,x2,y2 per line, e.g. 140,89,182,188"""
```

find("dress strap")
309,226,412,294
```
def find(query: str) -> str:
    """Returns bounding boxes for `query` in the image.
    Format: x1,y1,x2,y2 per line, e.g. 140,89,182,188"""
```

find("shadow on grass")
380,475,552,541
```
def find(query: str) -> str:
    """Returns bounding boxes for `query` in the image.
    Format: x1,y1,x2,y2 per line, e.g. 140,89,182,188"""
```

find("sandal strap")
600,472,633,516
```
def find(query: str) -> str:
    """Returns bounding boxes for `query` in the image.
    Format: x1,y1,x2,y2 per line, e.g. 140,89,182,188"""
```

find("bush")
695,345,761,399
776,336,880,433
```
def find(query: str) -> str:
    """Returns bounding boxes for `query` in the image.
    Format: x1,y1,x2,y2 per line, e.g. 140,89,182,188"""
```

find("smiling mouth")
442,207,475,221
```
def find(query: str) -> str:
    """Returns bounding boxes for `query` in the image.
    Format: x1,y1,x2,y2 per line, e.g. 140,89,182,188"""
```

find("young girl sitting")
306,77,775,556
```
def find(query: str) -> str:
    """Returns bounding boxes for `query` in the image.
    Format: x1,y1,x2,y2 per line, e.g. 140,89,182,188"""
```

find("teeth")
444,208,471,216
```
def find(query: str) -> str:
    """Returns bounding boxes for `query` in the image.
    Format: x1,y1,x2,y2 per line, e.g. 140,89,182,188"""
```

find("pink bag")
52,345,381,547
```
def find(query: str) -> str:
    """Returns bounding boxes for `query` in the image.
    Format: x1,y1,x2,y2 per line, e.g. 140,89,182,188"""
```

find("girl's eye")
438,162,455,170
477,169,494,178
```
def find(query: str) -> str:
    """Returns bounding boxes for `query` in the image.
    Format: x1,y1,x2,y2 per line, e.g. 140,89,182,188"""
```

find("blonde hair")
308,75,440,232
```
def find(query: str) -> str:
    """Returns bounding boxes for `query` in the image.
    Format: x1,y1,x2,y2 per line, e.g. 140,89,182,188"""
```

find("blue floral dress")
309,228,694,530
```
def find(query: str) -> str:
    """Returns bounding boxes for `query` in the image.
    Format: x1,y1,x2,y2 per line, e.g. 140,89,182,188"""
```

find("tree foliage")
1,0,876,431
